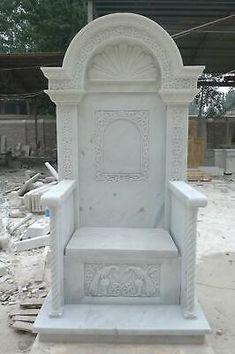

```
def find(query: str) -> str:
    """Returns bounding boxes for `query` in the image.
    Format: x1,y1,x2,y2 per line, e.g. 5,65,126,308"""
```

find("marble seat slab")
65,227,179,258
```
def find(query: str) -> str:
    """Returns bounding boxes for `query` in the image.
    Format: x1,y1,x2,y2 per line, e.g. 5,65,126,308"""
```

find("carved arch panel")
95,110,150,182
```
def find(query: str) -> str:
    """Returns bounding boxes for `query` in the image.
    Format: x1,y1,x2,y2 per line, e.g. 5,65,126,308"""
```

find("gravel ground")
0,167,234,354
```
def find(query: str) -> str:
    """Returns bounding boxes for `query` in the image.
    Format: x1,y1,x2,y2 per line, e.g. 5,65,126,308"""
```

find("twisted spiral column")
49,206,63,317
182,207,197,318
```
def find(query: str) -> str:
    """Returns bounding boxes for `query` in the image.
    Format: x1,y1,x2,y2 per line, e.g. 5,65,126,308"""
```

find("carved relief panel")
87,43,159,82
78,92,165,227
84,263,160,298
95,110,149,182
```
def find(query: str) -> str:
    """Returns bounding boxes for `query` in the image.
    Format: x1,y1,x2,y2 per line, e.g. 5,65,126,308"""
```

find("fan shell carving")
88,43,159,81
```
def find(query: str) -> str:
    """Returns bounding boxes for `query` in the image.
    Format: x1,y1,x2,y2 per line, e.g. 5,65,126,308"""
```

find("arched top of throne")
41,13,204,100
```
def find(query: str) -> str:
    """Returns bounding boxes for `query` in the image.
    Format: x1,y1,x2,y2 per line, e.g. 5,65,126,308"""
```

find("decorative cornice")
44,89,85,104
41,13,204,92
159,88,199,105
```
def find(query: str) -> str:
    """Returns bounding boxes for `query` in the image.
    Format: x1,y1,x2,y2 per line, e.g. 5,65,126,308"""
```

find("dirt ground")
0,167,234,354
195,178,235,354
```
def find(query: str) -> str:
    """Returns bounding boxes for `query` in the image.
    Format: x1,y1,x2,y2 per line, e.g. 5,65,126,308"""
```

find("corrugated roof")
0,1,235,95
0,53,63,96
94,0,235,73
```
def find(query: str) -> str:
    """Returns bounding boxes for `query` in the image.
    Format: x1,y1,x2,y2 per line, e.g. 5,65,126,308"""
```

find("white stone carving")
95,110,149,182
84,263,160,297
42,14,204,92
57,105,74,179
87,43,159,81
40,181,76,318
169,181,207,318
53,25,170,90
214,148,235,174
48,206,63,317
183,208,197,318
35,13,210,341
164,105,188,183
170,106,187,180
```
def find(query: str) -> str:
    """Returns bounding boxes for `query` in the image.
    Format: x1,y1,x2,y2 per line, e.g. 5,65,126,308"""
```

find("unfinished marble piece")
13,234,50,252
214,148,235,174
25,219,50,239
34,13,209,342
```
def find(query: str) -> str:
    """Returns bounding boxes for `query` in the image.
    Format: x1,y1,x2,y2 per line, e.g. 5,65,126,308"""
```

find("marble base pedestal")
33,296,210,344
31,336,215,354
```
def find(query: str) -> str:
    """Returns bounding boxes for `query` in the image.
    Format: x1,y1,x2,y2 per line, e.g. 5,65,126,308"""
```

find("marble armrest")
169,181,207,208
41,180,76,208
168,181,207,317
168,180,207,251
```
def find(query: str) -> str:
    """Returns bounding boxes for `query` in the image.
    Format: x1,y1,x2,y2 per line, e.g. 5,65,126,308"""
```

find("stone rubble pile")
0,164,55,333
0,162,57,251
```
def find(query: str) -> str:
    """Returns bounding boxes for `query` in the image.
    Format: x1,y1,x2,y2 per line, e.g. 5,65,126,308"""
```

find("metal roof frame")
0,1,235,96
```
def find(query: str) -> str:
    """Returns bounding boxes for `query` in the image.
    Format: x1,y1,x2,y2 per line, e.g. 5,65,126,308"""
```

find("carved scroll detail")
59,105,74,179
166,106,188,181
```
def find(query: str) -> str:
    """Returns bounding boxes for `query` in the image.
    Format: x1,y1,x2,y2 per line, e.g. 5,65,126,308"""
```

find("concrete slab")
30,335,215,354
198,166,224,177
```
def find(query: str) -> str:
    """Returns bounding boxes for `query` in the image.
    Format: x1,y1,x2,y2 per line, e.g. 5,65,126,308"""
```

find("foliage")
223,89,235,112
193,74,235,120
33,94,56,116
0,0,87,53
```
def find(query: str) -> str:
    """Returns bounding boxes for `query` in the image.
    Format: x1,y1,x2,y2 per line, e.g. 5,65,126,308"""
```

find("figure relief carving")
87,43,159,81
95,110,150,182
84,264,160,297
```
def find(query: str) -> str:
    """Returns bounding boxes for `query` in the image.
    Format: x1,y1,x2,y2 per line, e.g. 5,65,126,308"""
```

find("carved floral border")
95,110,150,182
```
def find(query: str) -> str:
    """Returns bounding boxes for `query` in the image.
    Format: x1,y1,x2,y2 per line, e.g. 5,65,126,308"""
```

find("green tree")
0,0,87,53
223,88,235,113
192,74,235,154
194,79,224,151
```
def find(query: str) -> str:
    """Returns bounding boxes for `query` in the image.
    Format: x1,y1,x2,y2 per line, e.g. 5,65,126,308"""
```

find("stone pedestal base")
33,296,210,344
31,336,215,354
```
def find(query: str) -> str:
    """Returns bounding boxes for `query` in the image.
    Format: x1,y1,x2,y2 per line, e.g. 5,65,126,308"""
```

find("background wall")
0,115,56,154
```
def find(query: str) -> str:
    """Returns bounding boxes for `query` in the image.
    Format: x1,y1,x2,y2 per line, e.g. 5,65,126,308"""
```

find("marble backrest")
41,13,204,228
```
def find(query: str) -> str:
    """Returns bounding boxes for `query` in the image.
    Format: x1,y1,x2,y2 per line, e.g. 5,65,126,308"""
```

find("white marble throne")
34,13,210,342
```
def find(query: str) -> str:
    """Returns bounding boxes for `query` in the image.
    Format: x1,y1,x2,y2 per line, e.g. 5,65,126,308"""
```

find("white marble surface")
224,149,235,174
169,181,208,208
36,12,208,341
78,93,165,228
41,180,76,207
214,148,235,174
33,296,210,342
66,227,178,256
